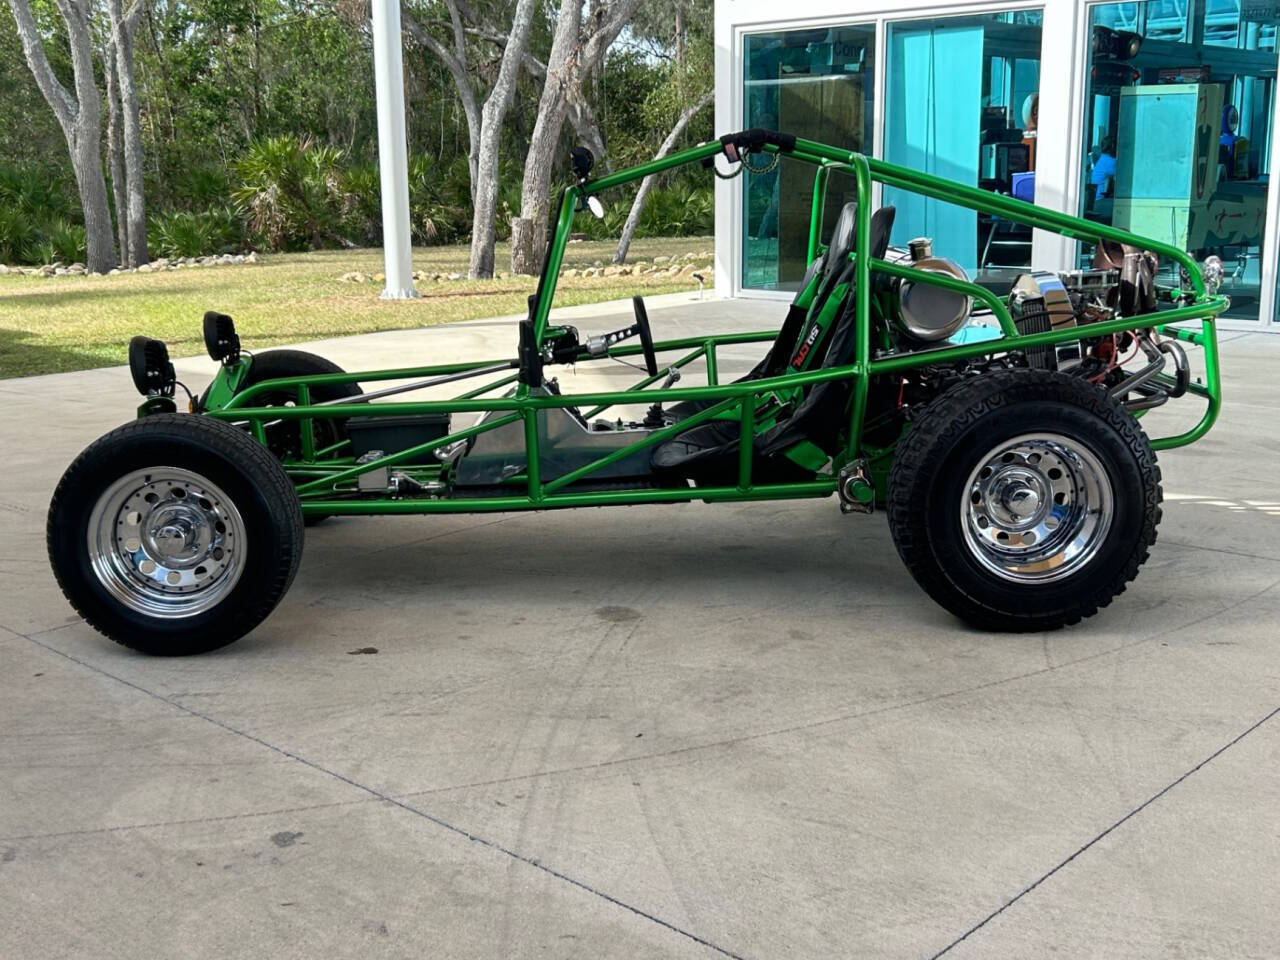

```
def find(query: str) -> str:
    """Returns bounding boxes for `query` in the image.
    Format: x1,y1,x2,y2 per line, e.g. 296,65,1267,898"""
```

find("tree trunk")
615,89,713,264
72,129,117,271
403,3,480,202
568,100,610,171
509,0,581,275
8,0,117,272
108,0,147,266
509,0,638,275
105,40,129,260
467,0,537,279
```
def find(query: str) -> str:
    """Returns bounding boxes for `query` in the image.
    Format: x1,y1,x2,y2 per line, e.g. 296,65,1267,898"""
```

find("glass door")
742,25,876,291
883,12,1044,292
1079,0,1279,322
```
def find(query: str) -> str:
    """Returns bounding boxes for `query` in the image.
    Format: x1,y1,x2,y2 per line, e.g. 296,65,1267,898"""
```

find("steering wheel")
631,296,659,377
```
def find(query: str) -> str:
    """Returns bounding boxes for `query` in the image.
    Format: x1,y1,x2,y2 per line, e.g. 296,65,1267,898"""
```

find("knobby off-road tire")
48,414,304,655
240,349,362,527
887,370,1161,631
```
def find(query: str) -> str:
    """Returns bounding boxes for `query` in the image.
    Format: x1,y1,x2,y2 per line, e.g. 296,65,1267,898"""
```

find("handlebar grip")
718,129,797,160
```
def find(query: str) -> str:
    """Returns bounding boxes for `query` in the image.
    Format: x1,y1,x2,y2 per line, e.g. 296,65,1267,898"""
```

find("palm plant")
231,136,354,251
0,207,36,263
34,220,87,264
149,207,239,258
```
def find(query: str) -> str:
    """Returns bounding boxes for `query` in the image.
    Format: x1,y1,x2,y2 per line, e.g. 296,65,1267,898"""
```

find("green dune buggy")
48,130,1228,654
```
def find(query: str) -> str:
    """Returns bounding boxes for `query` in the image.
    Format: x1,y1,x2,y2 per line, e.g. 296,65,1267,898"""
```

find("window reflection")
1080,0,1276,321
883,12,1043,292
743,26,876,291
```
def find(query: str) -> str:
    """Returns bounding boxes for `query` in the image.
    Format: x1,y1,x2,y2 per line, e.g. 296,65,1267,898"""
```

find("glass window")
1079,0,1278,322
883,12,1043,292
742,26,875,291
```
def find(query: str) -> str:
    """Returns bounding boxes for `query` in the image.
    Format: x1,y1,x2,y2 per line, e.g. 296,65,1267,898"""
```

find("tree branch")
7,0,78,132
615,88,713,264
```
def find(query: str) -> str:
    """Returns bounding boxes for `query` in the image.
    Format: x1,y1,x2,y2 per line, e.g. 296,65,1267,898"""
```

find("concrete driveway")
1,294,1277,959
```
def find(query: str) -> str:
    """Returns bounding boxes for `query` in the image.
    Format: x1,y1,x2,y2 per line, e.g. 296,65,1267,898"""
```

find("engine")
874,236,1211,426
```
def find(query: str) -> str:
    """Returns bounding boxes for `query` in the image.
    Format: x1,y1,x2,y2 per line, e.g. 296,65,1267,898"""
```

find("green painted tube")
808,165,830,265
223,357,515,408
533,190,579,341
848,156,873,456
523,409,543,500
868,298,1227,375
866,153,1208,295
298,479,837,515
313,437,351,458
704,339,719,385
584,140,726,194
1150,317,1221,450
297,383,315,460
779,136,1213,295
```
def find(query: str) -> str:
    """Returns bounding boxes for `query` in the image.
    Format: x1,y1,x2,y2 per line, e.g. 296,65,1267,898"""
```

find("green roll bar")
200,132,1227,516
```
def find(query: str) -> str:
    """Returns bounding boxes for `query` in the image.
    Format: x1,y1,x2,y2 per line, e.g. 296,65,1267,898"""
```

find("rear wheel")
887,370,1161,631
48,414,304,655
240,349,362,526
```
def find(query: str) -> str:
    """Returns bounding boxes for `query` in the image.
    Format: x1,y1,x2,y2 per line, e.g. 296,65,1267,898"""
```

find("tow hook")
838,459,875,515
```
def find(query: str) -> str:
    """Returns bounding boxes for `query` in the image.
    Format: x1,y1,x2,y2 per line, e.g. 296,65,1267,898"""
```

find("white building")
712,0,1280,330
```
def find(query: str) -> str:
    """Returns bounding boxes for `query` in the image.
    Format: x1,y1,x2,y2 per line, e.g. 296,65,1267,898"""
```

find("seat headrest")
870,206,896,260
825,202,859,278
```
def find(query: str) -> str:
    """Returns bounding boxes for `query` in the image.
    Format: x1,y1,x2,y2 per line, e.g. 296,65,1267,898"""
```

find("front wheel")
887,370,1161,631
48,414,304,655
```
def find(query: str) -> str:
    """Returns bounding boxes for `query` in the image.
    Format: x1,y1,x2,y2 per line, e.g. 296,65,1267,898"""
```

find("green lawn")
0,237,714,379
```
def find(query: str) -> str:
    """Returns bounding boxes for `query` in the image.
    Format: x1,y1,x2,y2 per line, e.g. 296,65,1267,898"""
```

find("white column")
1031,0,1085,273
712,4,735,298
371,0,416,299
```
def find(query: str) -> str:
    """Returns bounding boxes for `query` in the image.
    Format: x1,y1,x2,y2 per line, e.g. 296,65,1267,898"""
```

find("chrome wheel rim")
87,467,247,618
961,433,1114,583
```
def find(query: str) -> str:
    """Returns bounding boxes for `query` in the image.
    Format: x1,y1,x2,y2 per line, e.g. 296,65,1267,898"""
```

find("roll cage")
198,130,1229,518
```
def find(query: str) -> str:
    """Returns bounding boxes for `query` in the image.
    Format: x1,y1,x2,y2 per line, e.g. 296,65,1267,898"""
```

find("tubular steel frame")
199,134,1228,518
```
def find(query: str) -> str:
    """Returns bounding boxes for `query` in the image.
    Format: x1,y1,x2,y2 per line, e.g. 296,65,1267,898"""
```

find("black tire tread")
886,369,1162,631
47,414,304,654
241,349,361,528
244,349,354,385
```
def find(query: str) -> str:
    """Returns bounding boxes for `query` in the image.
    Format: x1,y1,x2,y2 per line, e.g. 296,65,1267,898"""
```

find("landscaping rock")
447,272,461,281
244,251,259,263
562,268,579,278
340,272,368,283
654,255,670,264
